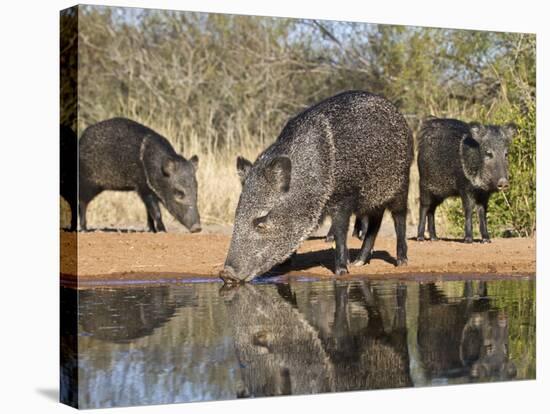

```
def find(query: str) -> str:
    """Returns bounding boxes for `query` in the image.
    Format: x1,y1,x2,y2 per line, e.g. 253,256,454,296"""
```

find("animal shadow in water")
272,248,397,275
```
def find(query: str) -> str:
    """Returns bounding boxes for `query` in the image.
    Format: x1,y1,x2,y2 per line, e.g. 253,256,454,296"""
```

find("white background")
0,0,547,412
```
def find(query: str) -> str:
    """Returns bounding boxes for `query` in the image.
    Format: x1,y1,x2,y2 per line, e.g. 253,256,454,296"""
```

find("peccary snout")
497,177,509,191
157,155,202,233
189,222,202,233
219,265,244,284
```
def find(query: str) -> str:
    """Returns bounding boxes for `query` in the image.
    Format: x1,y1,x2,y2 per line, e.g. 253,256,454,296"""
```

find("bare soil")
61,230,535,286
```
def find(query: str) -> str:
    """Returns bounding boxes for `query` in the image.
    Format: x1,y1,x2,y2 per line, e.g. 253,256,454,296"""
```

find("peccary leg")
392,210,408,266
70,206,77,232
78,201,88,231
352,217,369,240
461,194,475,243
139,191,166,232
67,198,77,232
463,280,474,298
417,189,431,241
417,204,428,241
78,184,100,231
328,216,367,242
477,281,488,297
395,284,407,324
325,222,335,243
427,199,441,241
331,208,352,275
352,213,383,267
477,196,490,243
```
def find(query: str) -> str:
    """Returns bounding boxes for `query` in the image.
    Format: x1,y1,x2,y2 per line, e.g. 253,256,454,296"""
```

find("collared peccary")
417,118,516,243
78,117,201,233
221,91,413,282
60,124,78,231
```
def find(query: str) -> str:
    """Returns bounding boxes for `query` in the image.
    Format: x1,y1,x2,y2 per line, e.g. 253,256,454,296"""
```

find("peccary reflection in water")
78,286,196,343
221,284,336,397
222,282,412,397
295,281,412,391
418,281,516,382
60,287,78,407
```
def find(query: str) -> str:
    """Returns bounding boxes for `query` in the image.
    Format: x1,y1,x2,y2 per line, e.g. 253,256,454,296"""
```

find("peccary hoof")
396,257,408,266
325,234,335,243
481,238,492,244
352,259,366,267
417,236,425,242
464,237,474,244
335,266,349,276
429,236,439,242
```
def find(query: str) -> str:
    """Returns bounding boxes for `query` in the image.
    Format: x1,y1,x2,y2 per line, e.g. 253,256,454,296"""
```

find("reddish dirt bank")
60,232,535,285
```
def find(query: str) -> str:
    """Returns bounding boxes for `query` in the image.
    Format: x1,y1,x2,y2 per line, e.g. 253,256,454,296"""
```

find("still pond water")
61,277,535,408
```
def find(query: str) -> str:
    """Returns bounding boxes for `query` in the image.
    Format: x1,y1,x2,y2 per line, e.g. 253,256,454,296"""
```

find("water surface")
61,277,535,408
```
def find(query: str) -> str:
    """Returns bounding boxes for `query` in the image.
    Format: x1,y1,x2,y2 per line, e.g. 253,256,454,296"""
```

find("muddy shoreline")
60,232,536,287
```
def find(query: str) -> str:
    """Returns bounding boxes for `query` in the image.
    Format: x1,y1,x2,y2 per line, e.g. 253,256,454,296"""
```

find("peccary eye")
485,151,493,159
253,215,270,231
174,190,185,202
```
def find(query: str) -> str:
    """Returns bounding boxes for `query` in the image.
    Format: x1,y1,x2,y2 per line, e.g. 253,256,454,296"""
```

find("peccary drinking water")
221,91,413,282
417,118,516,243
78,117,201,232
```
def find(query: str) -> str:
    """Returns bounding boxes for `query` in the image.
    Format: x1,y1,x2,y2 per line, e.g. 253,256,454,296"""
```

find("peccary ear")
236,156,253,186
162,158,177,177
189,155,199,171
469,122,485,142
264,156,291,192
502,123,517,144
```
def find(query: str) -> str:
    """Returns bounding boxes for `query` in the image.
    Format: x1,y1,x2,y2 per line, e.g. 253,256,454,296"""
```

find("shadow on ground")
272,248,397,275
408,236,490,243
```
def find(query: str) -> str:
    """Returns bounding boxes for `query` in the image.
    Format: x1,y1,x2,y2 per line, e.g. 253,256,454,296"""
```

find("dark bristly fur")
78,117,201,233
417,118,516,243
222,91,413,282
